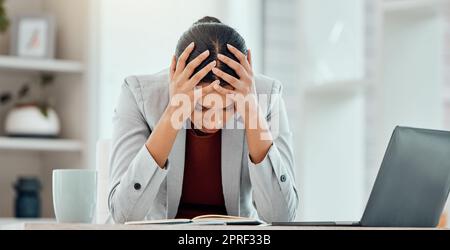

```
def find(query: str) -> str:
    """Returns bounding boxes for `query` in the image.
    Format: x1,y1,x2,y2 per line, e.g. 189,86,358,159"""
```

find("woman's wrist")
162,104,184,131
242,97,263,130
145,105,181,169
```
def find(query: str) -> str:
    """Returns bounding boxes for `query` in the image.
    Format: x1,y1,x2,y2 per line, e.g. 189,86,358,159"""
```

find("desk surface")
0,222,443,230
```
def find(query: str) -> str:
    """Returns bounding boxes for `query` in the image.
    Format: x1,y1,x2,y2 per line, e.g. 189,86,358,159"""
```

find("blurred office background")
0,0,449,226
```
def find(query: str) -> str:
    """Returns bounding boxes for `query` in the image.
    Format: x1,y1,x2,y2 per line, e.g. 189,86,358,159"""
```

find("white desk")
0,218,54,227
0,222,442,230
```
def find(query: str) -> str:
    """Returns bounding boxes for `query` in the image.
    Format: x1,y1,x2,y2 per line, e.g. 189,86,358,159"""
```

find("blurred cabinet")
292,0,369,222
299,0,366,84
370,0,447,188
274,0,450,222
0,0,91,218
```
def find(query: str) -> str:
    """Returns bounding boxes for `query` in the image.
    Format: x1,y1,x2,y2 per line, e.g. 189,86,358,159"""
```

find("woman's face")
190,82,235,134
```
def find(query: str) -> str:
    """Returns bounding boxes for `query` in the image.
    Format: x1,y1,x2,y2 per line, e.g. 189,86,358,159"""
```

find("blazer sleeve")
247,80,299,222
108,78,168,223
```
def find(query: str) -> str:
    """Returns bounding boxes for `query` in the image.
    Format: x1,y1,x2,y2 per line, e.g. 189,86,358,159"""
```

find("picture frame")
10,14,56,59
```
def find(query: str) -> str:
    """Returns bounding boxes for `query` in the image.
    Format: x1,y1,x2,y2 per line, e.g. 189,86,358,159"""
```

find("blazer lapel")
221,118,245,216
166,127,186,219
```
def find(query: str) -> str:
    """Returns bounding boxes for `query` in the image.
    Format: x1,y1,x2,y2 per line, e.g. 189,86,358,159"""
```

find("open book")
125,214,265,225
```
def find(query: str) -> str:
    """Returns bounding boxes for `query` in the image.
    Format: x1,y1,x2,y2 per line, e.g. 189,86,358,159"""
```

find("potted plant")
0,0,9,32
0,0,9,54
0,75,61,138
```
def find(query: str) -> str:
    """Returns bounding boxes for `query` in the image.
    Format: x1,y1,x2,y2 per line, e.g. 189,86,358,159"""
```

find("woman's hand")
212,45,273,164
212,44,255,96
212,45,258,126
146,43,220,168
169,42,219,127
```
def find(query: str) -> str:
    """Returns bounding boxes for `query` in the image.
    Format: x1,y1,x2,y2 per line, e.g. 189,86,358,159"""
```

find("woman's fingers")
175,42,195,76
213,83,236,96
201,80,221,96
180,50,210,80
189,60,216,87
169,55,176,80
192,80,220,104
217,54,248,79
227,44,252,73
247,48,253,68
212,67,241,89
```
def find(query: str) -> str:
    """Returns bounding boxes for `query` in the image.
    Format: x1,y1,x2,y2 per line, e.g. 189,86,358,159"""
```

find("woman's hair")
175,16,247,86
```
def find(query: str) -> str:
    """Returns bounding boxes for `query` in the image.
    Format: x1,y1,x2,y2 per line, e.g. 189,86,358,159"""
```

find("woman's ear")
247,48,252,67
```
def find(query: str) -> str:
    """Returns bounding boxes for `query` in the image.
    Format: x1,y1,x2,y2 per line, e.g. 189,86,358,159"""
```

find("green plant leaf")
0,0,9,33
39,103,49,118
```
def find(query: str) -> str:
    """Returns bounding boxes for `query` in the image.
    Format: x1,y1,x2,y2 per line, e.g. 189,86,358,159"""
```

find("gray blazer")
108,69,299,223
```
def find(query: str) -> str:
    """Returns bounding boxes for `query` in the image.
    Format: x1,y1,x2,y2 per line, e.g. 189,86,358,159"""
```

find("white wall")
95,0,263,139
222,0,263,72
299,0,365,84
97,0,227,139
301,92,365,221
295,0,366,221
380,12,444,146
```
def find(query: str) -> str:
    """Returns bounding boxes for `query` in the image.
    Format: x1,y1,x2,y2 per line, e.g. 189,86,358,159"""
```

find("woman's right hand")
168,42,219,127
146,43,218,167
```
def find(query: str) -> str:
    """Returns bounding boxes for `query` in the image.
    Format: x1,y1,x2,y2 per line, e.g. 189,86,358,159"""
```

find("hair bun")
194,16,222,25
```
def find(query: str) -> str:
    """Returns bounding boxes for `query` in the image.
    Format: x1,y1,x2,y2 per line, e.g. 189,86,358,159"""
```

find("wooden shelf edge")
0,55,84,74
0,137,83,152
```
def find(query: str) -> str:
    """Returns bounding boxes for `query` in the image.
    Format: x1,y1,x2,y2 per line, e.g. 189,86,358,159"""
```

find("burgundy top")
175,129,227,219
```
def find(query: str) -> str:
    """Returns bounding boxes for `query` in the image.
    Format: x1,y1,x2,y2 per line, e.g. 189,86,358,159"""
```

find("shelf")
0,218,55,229
0,137,83,152
303,79,367,97
383,0,444,13
0,55,84,74
0,217,55,225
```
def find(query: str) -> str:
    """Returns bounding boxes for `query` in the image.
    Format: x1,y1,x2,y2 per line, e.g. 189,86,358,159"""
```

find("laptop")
273,126,450,227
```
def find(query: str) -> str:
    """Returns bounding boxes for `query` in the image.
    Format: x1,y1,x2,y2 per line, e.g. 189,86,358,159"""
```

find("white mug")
52,169,97,223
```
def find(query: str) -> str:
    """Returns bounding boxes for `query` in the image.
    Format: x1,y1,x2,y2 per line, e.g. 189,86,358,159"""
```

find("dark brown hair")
175,16,247,86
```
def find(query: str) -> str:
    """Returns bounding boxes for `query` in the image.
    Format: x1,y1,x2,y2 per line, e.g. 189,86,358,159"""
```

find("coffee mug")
52,169,97,223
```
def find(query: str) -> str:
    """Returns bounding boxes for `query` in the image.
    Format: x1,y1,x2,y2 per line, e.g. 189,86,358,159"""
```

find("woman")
109,16,298,223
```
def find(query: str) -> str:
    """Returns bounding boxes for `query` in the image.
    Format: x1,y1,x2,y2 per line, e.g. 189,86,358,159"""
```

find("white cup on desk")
52,169,97,223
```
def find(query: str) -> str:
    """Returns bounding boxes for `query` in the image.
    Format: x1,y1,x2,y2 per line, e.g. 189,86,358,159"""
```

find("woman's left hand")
212,44,259,123
213,45,273,163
